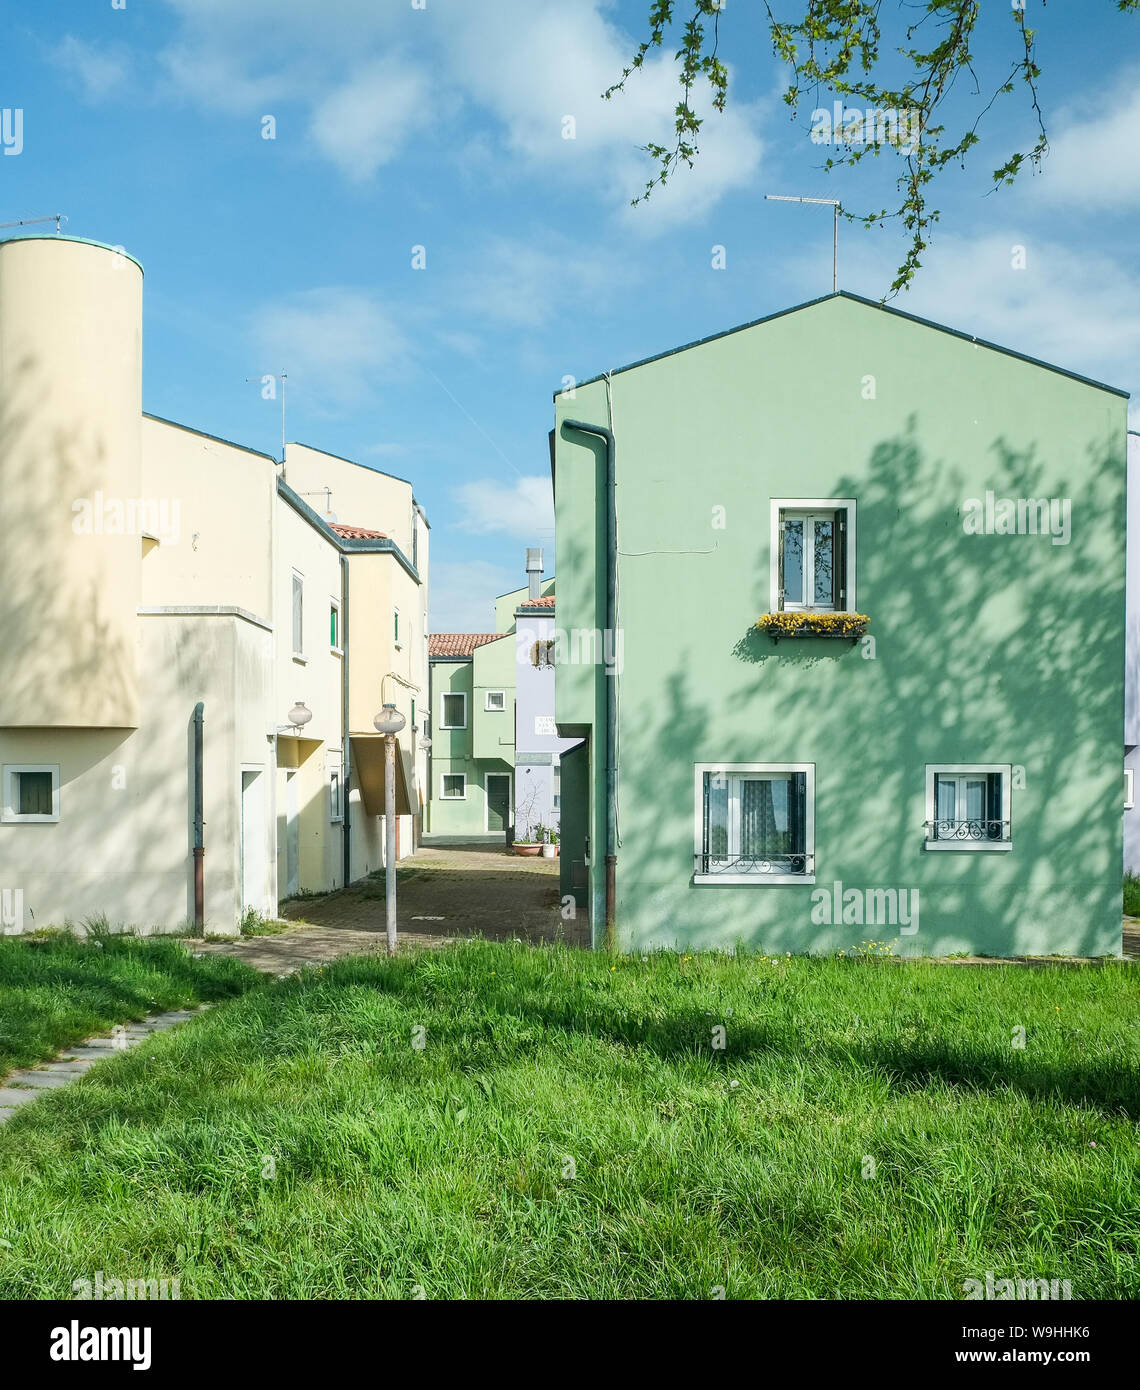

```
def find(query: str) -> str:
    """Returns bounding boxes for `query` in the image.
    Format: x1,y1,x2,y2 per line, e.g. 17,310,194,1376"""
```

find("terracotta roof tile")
429,633,505,658
331,523,388,540
517,594,556,609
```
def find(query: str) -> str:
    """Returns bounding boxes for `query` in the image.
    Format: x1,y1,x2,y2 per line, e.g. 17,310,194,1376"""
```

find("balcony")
924,818,1012,851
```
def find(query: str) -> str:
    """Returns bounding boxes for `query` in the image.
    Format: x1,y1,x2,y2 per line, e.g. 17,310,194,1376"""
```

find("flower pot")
513,843,541,856
540,843,556,858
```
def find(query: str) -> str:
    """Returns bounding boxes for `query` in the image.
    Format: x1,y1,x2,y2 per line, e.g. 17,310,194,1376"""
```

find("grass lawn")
0,932,262,1081
0,941,1137,1299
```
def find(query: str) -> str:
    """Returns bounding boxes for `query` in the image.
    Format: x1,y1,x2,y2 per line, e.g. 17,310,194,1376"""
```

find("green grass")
0,942,1137,1299
0,932,262,1080
1124,872,1140,917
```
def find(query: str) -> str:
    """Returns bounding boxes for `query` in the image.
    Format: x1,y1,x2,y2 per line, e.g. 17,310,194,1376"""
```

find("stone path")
0,1005,211,1126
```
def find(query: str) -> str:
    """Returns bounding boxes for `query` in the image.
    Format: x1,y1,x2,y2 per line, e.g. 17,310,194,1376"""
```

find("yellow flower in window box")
755,611,870,641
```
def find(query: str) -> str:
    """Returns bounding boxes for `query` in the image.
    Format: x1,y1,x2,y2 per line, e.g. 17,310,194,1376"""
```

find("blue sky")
2,0,1139,628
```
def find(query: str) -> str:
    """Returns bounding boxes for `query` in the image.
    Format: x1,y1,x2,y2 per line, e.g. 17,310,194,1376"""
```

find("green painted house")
553,291,1127,957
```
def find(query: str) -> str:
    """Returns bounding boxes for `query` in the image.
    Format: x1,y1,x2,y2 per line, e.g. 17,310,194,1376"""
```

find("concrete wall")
555,294,1127,956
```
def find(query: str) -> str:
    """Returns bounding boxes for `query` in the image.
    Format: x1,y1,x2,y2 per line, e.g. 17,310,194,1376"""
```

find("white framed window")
291,570,305,658
329,751,343,822
553,757,561,810
440,692,467,729
1126,768,1134,811
924,764,1012,850
394,608,402,649
441,773,466,800
330,598,341,653
693,763,815,884
770,499,856,612
485,690,506,712
2,764,60,823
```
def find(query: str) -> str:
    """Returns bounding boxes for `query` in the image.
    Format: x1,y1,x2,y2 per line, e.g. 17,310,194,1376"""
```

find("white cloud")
1034,68,1140,209
429,559,519,633
309,58,430,181
249,287,408,410
52,36,130,103
452,476,554,541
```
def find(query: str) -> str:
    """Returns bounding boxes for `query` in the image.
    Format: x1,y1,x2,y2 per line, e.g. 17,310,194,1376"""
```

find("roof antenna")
0,213,68,234
246,369,288,466
765,195,840,293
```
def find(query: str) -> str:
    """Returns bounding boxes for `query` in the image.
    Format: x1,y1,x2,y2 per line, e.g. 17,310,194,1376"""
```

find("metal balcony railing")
925,819,1010,842
694,851,814,876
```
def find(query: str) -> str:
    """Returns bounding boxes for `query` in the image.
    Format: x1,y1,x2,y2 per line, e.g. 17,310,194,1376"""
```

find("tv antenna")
765,195,840,293
0,214,68,234
246,369,288,464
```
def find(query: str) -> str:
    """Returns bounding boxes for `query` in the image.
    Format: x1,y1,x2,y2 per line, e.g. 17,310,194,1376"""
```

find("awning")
350,734,412,817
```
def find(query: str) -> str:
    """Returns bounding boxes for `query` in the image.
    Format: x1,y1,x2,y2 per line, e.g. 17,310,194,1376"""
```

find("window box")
693,763,815,884
755,611,869,642
924,764,1012,851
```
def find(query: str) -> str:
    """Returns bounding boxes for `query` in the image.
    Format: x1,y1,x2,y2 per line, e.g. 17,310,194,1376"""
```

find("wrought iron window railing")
694,851,814,876
925,819,1010,842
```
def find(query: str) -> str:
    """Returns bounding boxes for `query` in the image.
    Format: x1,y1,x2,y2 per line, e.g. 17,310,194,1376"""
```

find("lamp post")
373,702,406,953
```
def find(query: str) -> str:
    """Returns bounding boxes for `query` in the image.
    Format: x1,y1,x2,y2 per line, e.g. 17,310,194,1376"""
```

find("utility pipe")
561,419,617,950
192,701,205,929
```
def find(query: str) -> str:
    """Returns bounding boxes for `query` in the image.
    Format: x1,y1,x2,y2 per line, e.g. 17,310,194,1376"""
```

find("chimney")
526,547,543,601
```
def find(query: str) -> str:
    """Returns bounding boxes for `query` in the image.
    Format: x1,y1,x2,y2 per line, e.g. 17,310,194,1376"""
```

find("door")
241,769,265,915
284,768,299,896
486,774,511,833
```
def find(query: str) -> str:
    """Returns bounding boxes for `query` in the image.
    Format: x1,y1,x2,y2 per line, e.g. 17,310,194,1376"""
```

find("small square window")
925,765,1012,850
442,774,466,799
485,690,506,712
2,765,60,823
441,693,467,729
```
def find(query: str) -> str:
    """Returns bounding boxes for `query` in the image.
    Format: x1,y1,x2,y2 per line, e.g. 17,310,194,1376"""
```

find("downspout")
341,554,351,890
562,419,617,950
192,701,205,930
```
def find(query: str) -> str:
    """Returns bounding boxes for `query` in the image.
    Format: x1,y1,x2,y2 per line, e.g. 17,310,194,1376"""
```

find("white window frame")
329,752,344,822
924,763,1012,851
769,498,856,613
440,692,467,730
484,772,512,831
2,764,61,824
1126,767,1134,811
485,689,506,712
394,607,402,650
693,762,815,885
441,772,467,800
330,597,342,655
291,569,305,661
552,755,561,810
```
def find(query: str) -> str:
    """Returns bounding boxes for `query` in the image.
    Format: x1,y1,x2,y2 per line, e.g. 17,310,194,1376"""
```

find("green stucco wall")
427,653,513,838
554,294,1126,957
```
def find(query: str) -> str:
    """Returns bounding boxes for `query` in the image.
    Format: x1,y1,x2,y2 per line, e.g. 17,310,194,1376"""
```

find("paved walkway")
0,1005,211,1126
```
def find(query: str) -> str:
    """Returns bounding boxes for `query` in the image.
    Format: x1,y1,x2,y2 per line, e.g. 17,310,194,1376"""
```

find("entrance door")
241,769,265,915
284,769,299,895
486,774,511,833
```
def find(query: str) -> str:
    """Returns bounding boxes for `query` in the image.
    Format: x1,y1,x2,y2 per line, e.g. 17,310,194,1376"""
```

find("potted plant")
542,828,560,859
511,784,543,855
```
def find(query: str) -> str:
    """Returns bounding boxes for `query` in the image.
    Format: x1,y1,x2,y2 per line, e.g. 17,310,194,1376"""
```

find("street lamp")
287,702,312,730
373,702,406,953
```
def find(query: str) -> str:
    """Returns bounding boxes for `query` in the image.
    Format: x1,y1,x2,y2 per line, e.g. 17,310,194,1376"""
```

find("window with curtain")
697,767,812,879
925,765,1011,848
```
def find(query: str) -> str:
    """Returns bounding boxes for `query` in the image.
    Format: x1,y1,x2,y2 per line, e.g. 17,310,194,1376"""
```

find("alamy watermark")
72,1270,180,1301
810,880,920,935
964,1270,1072,1300
1,108,22,156
810,101,921,154
1,888,23,934
962,491,1070,545
72,493,181,546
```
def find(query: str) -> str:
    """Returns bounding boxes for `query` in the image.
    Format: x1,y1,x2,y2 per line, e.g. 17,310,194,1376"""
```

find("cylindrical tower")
0,236,143,727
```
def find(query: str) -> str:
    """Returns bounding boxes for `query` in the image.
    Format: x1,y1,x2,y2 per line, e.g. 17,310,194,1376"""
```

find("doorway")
241,768,265,915
485,773,511,833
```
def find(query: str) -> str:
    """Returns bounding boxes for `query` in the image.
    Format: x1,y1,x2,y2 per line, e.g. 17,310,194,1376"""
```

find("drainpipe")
192,701,205,929
341,554,351,890
562,419,617,950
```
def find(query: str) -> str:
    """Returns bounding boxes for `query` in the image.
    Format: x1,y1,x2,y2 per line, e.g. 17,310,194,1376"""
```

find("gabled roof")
429,633,506,659
330,523,387,540
558,290,1129,400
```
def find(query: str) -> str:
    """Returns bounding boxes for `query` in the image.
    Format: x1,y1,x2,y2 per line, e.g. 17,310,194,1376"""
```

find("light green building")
553,292,1127,957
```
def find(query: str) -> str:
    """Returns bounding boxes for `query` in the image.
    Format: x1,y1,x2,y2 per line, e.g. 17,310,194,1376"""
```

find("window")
440,692,467,729
770,499,855,612
694,763,815,884
329,770,343,822
330,599,341,652
924,764,1012,850
1126,768,1134,811
411,699,416,730
552,759,561,810
485,690,506,712
291,571,304,657
2,765,60,823
394,608,401,649
441,773,466,799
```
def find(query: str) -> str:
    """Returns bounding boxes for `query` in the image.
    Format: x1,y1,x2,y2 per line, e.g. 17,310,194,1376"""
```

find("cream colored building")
0,235,429,935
